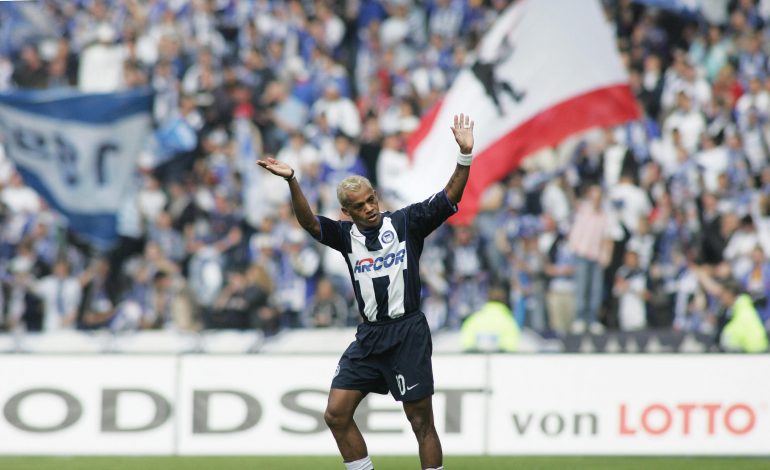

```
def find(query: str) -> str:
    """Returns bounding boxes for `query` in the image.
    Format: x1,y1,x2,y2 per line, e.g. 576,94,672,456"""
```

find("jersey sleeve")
406,189,458,238
314,215,347,252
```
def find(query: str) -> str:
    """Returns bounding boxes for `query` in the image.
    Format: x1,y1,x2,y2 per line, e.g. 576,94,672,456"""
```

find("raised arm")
256,157,321,239
445,113,475,205
691,264,725,298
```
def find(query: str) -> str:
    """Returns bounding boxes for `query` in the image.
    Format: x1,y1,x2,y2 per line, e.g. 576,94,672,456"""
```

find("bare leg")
324,388,368,462
403,395,442,469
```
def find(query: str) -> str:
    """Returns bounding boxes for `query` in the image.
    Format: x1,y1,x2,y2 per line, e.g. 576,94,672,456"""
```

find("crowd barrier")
0,329,554,354
1,354,768,456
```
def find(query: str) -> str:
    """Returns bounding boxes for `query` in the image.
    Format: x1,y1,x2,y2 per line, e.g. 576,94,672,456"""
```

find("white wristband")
457,152,473,166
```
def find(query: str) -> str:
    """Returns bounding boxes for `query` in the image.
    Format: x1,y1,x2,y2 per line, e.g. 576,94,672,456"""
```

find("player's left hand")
451,113,474,154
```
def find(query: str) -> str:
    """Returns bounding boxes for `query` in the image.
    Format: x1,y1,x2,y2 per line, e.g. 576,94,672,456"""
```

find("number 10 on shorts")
396,374,419,395
396,374,406,395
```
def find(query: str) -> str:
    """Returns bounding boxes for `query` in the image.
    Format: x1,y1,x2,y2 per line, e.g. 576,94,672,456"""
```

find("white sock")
344,456,373,470
426,467,444,470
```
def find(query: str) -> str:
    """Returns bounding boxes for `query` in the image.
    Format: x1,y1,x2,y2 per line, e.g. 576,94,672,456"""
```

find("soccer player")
257,113,474,470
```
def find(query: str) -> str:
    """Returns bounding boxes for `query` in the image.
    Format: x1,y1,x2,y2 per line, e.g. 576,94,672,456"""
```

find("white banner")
405,0,639,223
175,355,486,455
488,355,770,455
0,356,176,455
0,354,768,455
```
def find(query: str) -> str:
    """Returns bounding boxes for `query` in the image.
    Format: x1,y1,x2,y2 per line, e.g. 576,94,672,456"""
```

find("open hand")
256,157,293,179
451,113,474,154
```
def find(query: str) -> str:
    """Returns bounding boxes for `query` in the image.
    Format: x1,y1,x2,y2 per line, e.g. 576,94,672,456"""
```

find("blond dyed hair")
336,175,374,207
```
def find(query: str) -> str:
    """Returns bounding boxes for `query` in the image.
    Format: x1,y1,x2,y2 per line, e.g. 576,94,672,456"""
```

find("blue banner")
0,88,153,248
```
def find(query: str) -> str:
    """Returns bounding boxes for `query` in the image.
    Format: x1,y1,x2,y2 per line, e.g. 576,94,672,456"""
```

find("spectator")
376,129,410,210
4,0,770,348
33,259,82,332
312,82,362,138
137,175,169,226
318,131,368,210
646,262,675,328
12,44,48,89
4,241,46,332
627,215,655,269
78,257,119,329
694,267,768,353
613,250,647,331
209,270,264,330
275,228,320,328
662,91,706,154
723,215,760,280
741,246,770,325
609,171,652,236
261,80,310,153
148,211,185,263
446,225,491,325
568,185,613,334
517,231,547,333
698,192,727,265
461,283,519,353
246,264,280,336
144,270,196,331
309,276,350,328
542,216,576,336
78,24,126,92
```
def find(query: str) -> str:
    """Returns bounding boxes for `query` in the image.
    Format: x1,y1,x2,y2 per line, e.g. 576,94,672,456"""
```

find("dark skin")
257,113,474,469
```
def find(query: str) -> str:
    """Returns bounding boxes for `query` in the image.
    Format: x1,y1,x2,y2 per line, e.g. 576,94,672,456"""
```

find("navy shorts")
332,313,433,402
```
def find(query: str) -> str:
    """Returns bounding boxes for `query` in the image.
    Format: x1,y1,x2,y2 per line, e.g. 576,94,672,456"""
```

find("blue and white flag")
0,88,153,248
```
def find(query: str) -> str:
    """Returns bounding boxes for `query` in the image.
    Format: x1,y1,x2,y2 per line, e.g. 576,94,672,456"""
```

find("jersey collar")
352,214,385,239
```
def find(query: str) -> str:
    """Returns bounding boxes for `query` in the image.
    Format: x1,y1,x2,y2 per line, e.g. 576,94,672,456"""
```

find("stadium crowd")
0,0,768,351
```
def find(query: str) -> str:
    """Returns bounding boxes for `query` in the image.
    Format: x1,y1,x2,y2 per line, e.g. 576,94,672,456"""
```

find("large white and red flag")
404,0,641,224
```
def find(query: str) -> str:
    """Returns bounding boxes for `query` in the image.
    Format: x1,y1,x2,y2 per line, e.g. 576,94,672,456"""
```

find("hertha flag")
0,89,152,248
405,0,640,224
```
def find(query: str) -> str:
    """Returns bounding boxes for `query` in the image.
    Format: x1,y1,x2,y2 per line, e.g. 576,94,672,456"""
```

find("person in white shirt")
626,216,655,272
540,175,571,228
380,0,411,48
613,250,647,331
735,76,770,130
723,215,760,281
316,2,346,51
1,172,41,249
1,172,39,214
650,127,691,178
662,91,706,154
34,260,82,332
602,128,628,189
312,82,362,138
609,173,652,235
377,131,410,210
693,132,730,193
137,175,168,226
78,23,126,92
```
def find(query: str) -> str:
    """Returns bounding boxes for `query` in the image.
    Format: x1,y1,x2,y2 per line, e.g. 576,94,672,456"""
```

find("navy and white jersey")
315,190,457,323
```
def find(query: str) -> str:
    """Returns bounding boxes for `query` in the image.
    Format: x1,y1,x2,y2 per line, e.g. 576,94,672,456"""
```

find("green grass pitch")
1,456,768,470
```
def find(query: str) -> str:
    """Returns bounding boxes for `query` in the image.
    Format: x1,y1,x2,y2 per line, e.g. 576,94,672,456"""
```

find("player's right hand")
256,157,293,179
